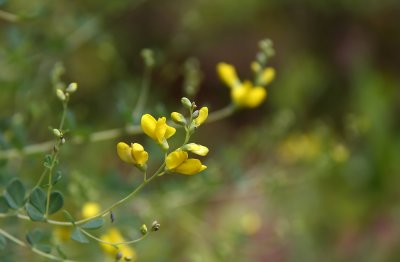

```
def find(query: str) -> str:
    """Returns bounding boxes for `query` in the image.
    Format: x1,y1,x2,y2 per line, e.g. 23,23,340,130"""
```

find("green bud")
66,82,78,93
192,110,199,119
140,224,148,235
52,129,62,137
181,97,192,109
56,89,66,101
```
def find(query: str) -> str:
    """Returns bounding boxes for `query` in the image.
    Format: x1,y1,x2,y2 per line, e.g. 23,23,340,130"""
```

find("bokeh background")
1,0,400,261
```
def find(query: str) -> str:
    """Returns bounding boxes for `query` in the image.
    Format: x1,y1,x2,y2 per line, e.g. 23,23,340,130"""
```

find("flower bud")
171,112,186,125
192,110,199,119
66,82,78,93
141,48,155,68
140,224,148,235
56,89,66,101
52,128,62,138
181,97,192,109
115,252,123,261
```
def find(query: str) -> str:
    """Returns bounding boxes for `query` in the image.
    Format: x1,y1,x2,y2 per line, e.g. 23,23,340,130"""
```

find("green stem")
133,66,152,122
80,228,149,246
0,228,77,262
45,101,68,218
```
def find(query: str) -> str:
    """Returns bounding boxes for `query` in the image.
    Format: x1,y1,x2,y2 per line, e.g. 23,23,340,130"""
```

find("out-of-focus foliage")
1,0,400,261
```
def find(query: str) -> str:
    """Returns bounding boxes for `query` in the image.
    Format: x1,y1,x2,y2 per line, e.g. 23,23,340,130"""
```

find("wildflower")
100,228,136,261
81,202,101,219
183,143,209,156
217,62,240,88
141,114,176,150
165,151,206,175
117,142,148,169
231,81,267,108
194,107,208,127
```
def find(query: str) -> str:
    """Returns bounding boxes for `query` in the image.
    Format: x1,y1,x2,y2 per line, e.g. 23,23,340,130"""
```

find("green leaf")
56,245,67,259
4,179,26,209
51,171,62,185
71,227,89,244
81,218,104,230
0,235,7,250
26,229,44,246
26,203,45,221
0,196,9,213
29,188,46,213
35,244,52,254
48,191,63,215
43,154,52,169
62,210,75,224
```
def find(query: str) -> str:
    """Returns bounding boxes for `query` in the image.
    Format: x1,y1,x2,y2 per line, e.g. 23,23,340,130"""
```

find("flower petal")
117,142,134,163
184,143,209,156
246,86,267,108
217,62,240,88
194,107,208,127
166,151,188,170
174,158,206,175
141,114,157,140
131,143,148,166
155,117,167,144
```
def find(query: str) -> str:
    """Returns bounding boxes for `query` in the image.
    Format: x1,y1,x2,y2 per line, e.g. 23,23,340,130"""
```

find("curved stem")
133,66,152,122
80,228,149,246
0,228,77,262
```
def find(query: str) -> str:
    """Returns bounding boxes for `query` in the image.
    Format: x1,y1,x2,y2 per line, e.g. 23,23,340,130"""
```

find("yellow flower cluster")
217,62,275,108
116,100,209,176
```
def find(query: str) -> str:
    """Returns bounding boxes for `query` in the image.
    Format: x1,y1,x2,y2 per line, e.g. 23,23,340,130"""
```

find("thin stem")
45,101,68,218
80,228,149,246
0,228,77,262
206,104,236,123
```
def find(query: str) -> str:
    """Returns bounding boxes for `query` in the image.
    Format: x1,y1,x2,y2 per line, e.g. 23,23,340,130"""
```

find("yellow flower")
183,143,209,156
194,107,208,127
141,114,176,150
258,67,275,86
165,151,207,175
81,202,101,219
171,112,186,125
217,62,240,88
100,228,136,261
231,81,267,108
117,142,148,168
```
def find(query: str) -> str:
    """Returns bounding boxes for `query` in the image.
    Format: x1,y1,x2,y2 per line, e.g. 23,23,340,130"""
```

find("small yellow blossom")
117,142,148,168
165,151,206,175
183,143,209,156
231,81,267,108
258,67,275,86
171,112,186,125
81,202,101,219
194,107,208,127
141,114,176,150
217,62,240,88
100,228,136,261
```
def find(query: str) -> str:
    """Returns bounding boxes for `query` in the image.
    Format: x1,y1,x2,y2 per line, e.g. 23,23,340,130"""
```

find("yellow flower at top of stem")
165,151,207,175
100,228,136,261
141,114,176,150
117,142,148,170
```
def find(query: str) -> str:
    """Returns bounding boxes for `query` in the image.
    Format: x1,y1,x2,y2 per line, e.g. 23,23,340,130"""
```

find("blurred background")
1,0,400,261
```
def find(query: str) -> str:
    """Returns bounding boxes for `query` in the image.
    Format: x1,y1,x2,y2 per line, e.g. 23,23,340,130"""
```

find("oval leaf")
26,228,44,246
48,191,63,215
29,188,46,213
71,228,89,244
4,179,25,209
26,203,45,221
81,218,104,230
